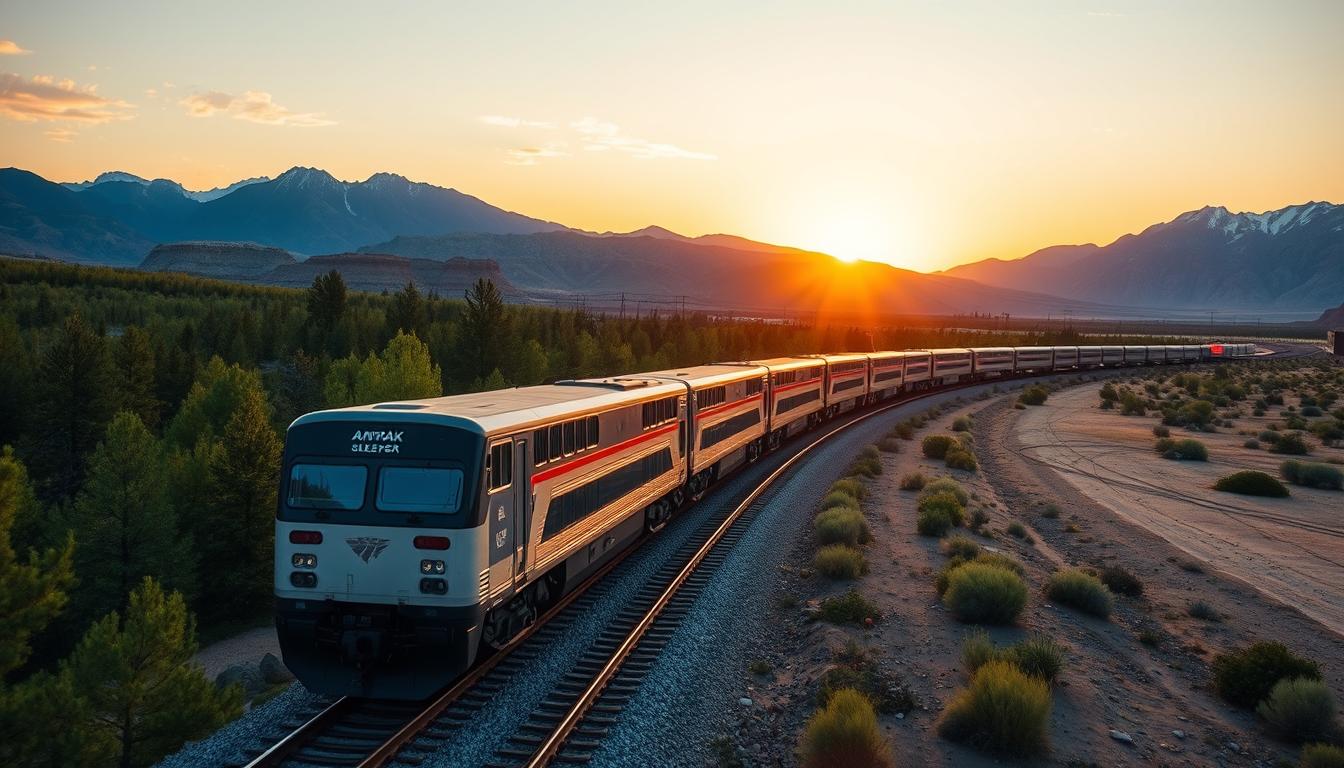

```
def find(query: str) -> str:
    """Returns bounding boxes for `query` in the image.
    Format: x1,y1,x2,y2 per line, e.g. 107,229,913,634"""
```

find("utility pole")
619,292,626,321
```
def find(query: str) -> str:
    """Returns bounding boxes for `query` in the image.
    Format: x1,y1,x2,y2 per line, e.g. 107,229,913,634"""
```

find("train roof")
630,363,767,387
813,352,870,363
748,356,826,370
923,348,972,355
968,346,1014,354
291,377,685,436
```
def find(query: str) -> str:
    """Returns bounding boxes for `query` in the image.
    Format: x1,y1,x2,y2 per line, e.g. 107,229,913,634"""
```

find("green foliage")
815,508,871,547
848,455,883,478
1256,678,1338,743
1281,460,1344,490
938,661,1051,756
920,477,968,505
1004,636,1067,682
917,505,953,537
942,534,981,560
943,563,1028,624
306,269,347,331
936,551,1024,596
962,630,997,673
818,590,882,625
945,446,978,471
814,545,868,580
952,416,972,432
1187,600,1221,622
1006,521,1028,538
1099,565,1144,597
323,331,444,407
71,412,194,625
1152,424,1170,438
114,326,163,430
1039,503,1060,519
1214,470,1290,497
1302,743,1344,768
461,277,508,384
922,434,956,459
1212,641,1322,709
919,491,966,527
818,645,915,715
1018,386,1049,406
29,314,116,500
63,578,243,768
830,478,868,501
1155,437,1208,460
821,490,860,511
166,356,265,449
798,688,893,768
1270,431,1311,455
1045,569,1113,618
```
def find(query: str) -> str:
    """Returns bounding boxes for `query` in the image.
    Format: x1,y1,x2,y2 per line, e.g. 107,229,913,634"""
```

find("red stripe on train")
531,422,679,485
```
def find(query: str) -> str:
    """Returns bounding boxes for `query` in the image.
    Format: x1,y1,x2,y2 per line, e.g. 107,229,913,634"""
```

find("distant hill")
0,168,154,264
1310,301,1344,329
942,202,1344,312
141,241,296,280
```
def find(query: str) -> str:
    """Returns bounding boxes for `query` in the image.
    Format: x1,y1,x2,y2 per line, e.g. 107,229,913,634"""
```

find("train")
274,342,1255,698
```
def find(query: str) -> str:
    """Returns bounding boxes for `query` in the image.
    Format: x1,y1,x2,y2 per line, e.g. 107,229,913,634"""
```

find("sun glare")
799,208,912,269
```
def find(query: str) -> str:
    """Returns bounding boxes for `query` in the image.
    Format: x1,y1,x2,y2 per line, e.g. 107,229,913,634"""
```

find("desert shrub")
1256,678,1339,743
1158,438,1208,461
919,491,966,527
830,477,868,501
1259,429,1282,444
821,490,860,511
1099,565,1144,597
898,472,926,491
1006,521,1027,539
1281,460,1344,490
943,563,1028,624
942,534,982,560
936,551,1024,596
952,416,972,432
922,434,956,459
1270,431,1311,455
815,507,871,547
850,456,883,478
1039,503,1060,519
1187,600,1221,622
1302,743,1344,768
818,590,882,625
1212,641,1322,708
1045,569,1113,618
876,436,902,453
962,630,998,673
818,649,915,715
860,445,880,462
1310,419,1344,447
1214,471,1290,497
937,661,1051,756
815,545,868,580
968,507,990,531
945,447,979,471
917,506,954,537
749,659,772,676
1153,424,1171,438
1004,635,1067,683
976,551,1025,576
1302,405,1325,417
1018,386,1049,406
893,422,914,440
798,688,893,768
920,477,969,505
1244,439,1261,449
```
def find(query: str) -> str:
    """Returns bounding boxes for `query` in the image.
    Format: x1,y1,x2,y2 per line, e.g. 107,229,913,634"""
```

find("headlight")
421,559,445,575
292,553,316,568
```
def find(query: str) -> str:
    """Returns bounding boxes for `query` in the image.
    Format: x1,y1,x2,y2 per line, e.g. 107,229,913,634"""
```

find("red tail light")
1210,344,1224,356
289,530,323,545
414,535,450,550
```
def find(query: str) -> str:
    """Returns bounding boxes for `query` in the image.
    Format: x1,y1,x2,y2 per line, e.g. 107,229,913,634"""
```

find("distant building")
1330,329,1344,356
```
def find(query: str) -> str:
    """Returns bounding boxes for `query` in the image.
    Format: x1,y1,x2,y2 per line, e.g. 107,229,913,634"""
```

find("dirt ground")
729,376,1344,767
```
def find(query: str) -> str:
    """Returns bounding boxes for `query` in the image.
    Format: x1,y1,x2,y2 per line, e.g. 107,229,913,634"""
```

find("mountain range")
943,202,1344,312
1,164,1340,318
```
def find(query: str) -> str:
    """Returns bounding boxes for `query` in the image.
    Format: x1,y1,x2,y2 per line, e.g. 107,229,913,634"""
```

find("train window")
641,402,653,428
587,415,599,447
662,397,676,422
542,449,674,541
287,464,366,510
773,370,795,386
575,418,587,451
377,467,463,513
488,442,512,491
745,378,763,396
534,430,548,465
701,410,761,449
563,421,576,456
700,387,726,409
549,425,563,461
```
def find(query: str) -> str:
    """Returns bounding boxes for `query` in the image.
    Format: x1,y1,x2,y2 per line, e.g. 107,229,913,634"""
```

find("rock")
895,712,905,720
260,653,294,684
1110,729,1134,744
1172,730,1186,739
215,663,265,695
1227,741,1240,753
739,697,753,707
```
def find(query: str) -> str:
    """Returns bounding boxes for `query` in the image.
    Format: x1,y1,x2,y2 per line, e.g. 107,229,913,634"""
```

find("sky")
2,0,1342,272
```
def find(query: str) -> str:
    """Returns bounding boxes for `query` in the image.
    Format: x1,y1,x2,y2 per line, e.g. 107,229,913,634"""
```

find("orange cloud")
180,89,335,127
505,143,569,166
0,40,32,55
44,127,76,142
0,72,134,123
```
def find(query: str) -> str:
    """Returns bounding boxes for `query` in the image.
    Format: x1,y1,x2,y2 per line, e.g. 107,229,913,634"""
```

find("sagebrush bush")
936,551,1024,596
1256,677,1339,743
1005,521,1027,539
1039,503,1060,519
952,415,972,432
815,544,868,580
1156,438,1208,461
898,472,926,491
1243,438,1261,449
860,445,880,462
893,423,914,440
815,507,871,547
876,436,902,453
1281,460,1344,490
1270,431,1311,455
1018,386,1049,406
1045,569,1113,618
919,491,966,527
922,434,956,459
942,534,982,560
968,507,989,530
1214,470,1290,497
1212,641,1322,708
849,456,883,478
798,688,893,768
1153,425,1171,438
821,490,860,511
962,630,997,673
938,661,1051,755
1005,635,1067,682
1099,565,1144,597
830,477,868,501
1187,600,1221,622
818,590,882,625
917,506,954,537
943,563,1028,624
945,447,978,471
920,477,968,505
1302,743,1344,768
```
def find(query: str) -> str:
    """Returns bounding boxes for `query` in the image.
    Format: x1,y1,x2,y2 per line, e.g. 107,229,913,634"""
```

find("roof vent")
557,377,660,391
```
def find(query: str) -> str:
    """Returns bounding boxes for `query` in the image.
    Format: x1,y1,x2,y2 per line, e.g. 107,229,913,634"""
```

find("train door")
485,438,518,596
513,438,530,585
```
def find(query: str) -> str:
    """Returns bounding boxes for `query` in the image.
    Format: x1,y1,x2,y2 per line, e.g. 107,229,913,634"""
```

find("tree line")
0,256,1130,766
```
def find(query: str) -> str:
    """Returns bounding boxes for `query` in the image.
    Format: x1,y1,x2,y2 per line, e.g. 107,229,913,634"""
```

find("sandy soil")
732,376,1344,767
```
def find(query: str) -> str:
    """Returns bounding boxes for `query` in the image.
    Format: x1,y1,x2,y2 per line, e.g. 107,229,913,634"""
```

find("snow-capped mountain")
61,170,269,202
944,201,1344,312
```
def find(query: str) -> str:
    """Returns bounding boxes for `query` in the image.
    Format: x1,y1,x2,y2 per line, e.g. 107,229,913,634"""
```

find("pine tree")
388,281,426,337
71,412,192,624
0,318,32,448
64,578,242,768
29,314,116,501
155,324,198,412
165,356,266,449
200,389,280,624
462,278,506,382
306,269,347,331
114,326,162,430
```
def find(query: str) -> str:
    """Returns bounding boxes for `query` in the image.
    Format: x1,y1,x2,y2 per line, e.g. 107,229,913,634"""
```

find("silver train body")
274,342,1254,698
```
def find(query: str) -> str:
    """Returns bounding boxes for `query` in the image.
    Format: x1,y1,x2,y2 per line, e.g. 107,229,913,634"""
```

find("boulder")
260,653,295,685
216,662,266,696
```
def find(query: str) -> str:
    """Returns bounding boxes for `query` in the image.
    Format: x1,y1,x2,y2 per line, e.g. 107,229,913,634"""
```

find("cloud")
44,127,76,142
0,72,134,123
480,114,551,128
570,116,716,160
505,143,569,166
0,40,32,56
180,90,335,127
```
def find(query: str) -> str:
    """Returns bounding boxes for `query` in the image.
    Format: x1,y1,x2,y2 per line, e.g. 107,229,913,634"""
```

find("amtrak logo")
346,537,390,562
350,430,404,455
